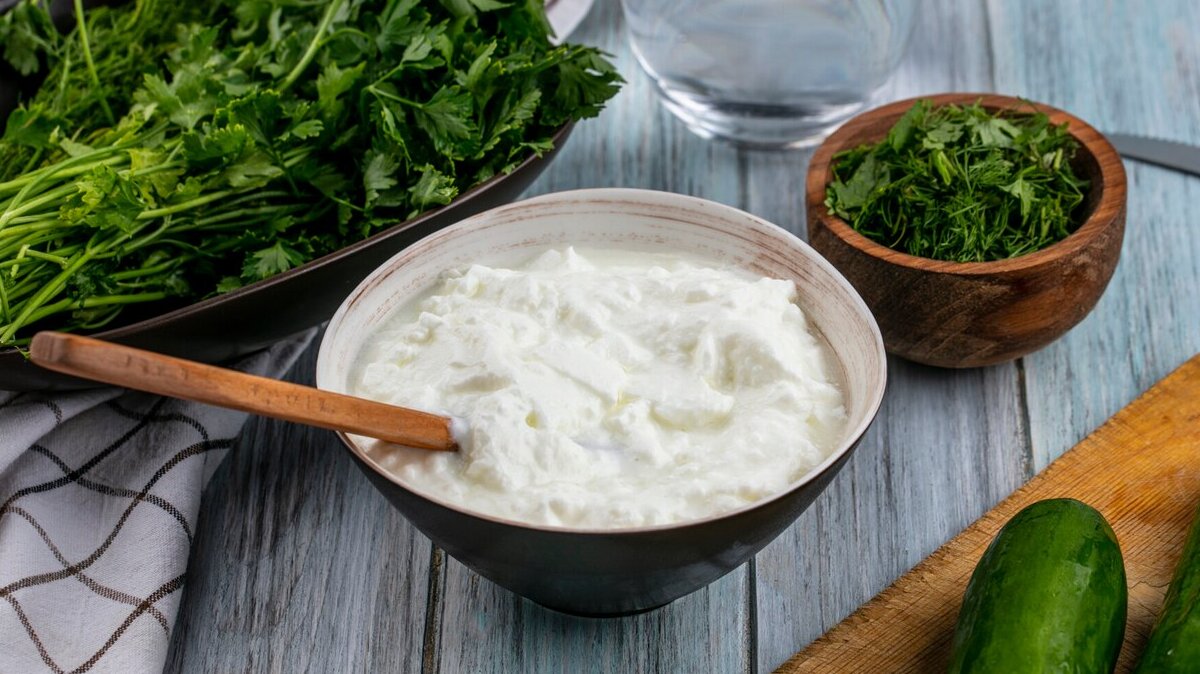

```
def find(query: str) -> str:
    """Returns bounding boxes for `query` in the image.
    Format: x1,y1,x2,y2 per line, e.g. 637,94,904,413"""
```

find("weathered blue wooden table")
165,1,1200,671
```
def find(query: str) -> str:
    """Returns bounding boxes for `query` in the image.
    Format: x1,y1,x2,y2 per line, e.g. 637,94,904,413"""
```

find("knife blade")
1106,133,1200,177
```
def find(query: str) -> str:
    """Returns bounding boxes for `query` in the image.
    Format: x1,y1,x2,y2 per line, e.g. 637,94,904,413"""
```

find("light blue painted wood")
431,3,751,672
166,1,1200,672
165,346,435,672
529,0,742,205
988,0,1200,470
745,2,1033,670
752,359,1029,673
435,556,750,673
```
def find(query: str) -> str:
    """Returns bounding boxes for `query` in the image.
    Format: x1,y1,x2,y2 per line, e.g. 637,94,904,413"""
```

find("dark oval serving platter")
0,60,572,389
0,126,570,391
0,1,574,391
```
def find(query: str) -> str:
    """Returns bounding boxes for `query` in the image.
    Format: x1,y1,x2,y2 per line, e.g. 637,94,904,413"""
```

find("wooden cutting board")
777,354,1200,673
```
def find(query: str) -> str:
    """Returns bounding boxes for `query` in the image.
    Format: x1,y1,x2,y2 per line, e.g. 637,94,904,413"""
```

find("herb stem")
18,249,70,266
110,260,180,280
73,0,115,125
18,149,44,178
17,291,174,328
137,190,236,220
0,153,128,199
54,50,73,111
280,0,347,92
366,85,421,108
0,250,95,343
0,276,10,323
0,185,79,229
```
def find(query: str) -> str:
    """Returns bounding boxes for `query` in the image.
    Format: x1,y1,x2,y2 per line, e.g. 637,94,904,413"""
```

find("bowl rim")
316,187,888,535
805,92,1127,275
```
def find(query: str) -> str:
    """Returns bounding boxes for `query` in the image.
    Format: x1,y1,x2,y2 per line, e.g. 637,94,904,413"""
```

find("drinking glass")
620,0,919,148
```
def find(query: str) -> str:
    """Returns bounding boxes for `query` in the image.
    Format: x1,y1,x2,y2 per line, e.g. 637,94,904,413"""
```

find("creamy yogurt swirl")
354,247,845,528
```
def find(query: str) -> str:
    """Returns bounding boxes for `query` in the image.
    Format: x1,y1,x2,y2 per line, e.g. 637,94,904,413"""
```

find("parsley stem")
137,190,236,220
0,185,79,229
110,260,181,281
0,238,81,262
325,27,372,43
0,279,42,308
18,149,44,177
126,0,146,26
54,50,73,111
280,0,347,92
0,153,127,198
0,249,95,343
16,249,69,266
126,161,185,179
366,85,420,108
0,220,64,238
0,276,10,323
15,291,173,329
73,0,114,125
191,204,302,228
215,191,293,209
0,214,60,228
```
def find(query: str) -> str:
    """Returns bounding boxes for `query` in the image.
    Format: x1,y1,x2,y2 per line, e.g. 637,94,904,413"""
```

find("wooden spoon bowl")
806,93,1127,368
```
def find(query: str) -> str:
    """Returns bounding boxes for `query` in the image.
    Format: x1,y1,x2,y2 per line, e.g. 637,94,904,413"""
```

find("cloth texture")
0,332,315,673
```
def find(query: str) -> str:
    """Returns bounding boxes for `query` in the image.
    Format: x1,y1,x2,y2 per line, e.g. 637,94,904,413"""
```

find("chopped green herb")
824,99,1090,263
0,0,622,347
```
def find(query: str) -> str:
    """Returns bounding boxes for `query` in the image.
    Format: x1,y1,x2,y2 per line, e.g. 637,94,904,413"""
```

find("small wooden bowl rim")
806,93,1127,276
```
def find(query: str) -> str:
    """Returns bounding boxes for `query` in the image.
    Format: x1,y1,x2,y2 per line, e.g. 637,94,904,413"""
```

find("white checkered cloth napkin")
0,331,315,673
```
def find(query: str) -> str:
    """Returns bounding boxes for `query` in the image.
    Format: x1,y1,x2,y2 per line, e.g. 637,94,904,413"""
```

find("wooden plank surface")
164,1,1200,672
164,347,436,672
988,0,1200,472
430,3,753,672
777,353,1200,673
744,2,1034,670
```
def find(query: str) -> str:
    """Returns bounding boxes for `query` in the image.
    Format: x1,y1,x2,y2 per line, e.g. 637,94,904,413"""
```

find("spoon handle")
30,331,457,451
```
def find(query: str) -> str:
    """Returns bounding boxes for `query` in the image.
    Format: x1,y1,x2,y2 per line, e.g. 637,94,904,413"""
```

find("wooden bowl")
806,93,1127,368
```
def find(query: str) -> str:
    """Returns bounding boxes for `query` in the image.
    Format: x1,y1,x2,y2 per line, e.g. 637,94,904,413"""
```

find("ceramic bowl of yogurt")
316,188,887,616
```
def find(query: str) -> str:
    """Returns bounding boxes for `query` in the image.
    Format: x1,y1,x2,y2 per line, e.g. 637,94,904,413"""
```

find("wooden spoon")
29,331,458,451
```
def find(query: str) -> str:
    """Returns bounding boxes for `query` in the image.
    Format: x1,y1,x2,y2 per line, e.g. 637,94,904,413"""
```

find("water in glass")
622,0,918,148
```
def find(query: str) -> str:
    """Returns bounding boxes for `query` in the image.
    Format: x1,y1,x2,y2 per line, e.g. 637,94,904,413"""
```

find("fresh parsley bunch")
0,0,621,347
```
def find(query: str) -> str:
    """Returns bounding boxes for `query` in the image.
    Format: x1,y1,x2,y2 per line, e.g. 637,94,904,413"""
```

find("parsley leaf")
408,164,457,212
317,61,364,120
0,2,54,76
830,152,887,210
363,150,400,207
242,241,306,281
413,87,478,158
2,107,59,149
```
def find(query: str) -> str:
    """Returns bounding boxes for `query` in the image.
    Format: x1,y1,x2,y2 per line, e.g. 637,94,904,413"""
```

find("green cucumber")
948,498,1127,674
1134,501,1200,672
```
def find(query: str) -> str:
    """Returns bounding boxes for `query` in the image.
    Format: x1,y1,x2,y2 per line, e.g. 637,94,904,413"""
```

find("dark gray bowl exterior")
317,188,887,616
349,435,863,616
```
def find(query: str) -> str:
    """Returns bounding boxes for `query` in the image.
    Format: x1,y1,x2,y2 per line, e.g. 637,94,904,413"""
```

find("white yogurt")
353,247,846,528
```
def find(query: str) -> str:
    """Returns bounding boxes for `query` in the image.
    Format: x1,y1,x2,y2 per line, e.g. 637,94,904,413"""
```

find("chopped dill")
825,99,1090,263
